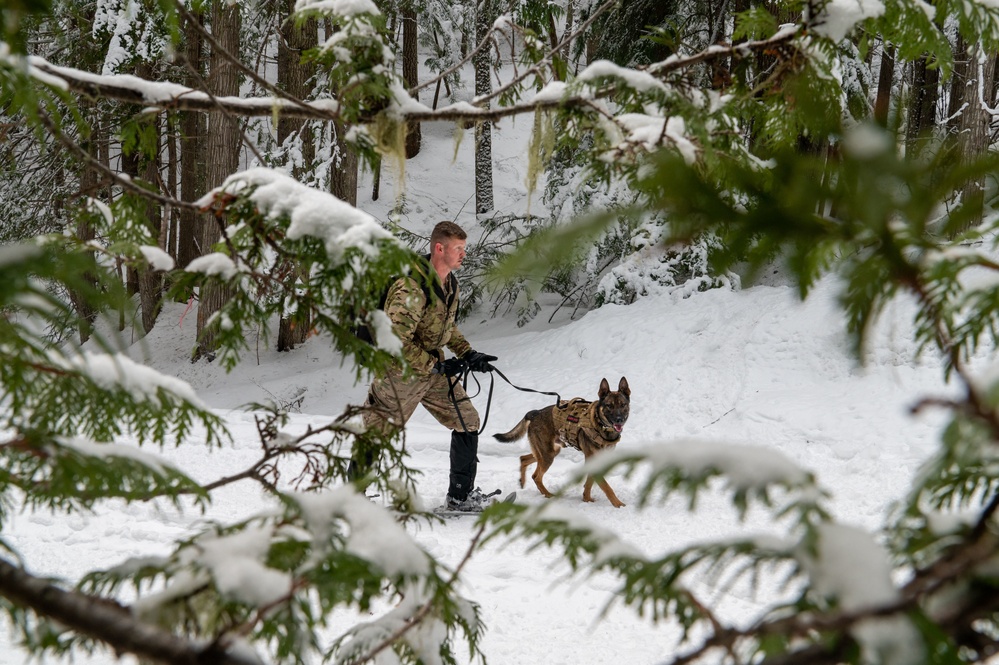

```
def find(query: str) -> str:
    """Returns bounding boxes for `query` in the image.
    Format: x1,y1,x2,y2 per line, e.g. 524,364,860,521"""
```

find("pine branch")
0,557,260,665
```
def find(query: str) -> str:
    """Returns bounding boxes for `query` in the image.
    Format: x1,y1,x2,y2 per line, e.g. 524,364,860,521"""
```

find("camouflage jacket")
383,258,472,375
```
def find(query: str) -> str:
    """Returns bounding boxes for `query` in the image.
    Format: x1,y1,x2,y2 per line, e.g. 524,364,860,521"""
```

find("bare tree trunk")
178,13,205,271
128,61,165,336
167,114,179,261
276,0,317,352
563,0,575,73
402,2,422,158
139,116,164,336
71,109,101,344
325,20,359,207
956,48,997,233
331,122,359,206
948,32,970,136
873,41,895,127
906,54,939,154
195,0,241,361
474,0,494,215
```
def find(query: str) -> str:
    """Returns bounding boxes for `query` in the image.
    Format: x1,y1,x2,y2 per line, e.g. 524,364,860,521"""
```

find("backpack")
352,275,435,345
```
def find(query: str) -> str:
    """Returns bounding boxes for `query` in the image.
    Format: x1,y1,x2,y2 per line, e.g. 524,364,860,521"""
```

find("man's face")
436,238,467,272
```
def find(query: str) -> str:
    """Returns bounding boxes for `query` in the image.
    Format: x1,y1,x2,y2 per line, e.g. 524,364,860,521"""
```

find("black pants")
448,430,478,500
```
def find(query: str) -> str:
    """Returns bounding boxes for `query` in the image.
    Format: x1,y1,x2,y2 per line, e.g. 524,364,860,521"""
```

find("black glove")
432,356,466,377
463,350,498,373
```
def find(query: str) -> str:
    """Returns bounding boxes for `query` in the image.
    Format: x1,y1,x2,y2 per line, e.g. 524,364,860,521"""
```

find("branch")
344,521,489,665
36,109,201,212
28,57,341,121
0,556,260,665
26,29,800,125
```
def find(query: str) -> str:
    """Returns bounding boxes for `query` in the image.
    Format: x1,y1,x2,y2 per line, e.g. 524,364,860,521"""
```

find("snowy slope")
2,271,960,664
0,57,971,665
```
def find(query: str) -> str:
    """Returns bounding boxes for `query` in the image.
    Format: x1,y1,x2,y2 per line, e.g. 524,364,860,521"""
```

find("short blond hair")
430,221,467,248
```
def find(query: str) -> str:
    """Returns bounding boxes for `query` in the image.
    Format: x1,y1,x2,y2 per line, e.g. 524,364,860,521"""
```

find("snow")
0,21,986,665
293,488,430,576
140,245,175,271
577,60,668,94
0,261,967,663
185,252,241,279
199,167,397,261
294,0,381,17
812,0,886,42
56,436,180,475
48,349,206,408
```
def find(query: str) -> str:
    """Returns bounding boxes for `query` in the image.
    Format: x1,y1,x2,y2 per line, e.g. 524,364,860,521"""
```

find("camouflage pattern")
551,398,621,450
363,365,480,433
382,266,471,375
363,260,479,434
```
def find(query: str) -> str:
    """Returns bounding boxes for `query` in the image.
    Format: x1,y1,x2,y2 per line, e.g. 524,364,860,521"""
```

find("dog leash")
443,362,495,433
488,365,564,408
442,362,565,434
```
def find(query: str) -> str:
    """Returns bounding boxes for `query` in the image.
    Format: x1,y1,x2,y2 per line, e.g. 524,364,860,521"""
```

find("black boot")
447,430,478,501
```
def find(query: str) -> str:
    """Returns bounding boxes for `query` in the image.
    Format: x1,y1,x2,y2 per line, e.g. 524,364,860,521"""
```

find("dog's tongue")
613,424,623,433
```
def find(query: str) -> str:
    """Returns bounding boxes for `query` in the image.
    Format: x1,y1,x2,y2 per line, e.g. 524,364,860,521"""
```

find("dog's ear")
618,376,630,400
598,377,610,399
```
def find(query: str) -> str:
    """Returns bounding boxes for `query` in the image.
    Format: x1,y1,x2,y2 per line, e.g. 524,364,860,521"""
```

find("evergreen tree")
3,0,999,663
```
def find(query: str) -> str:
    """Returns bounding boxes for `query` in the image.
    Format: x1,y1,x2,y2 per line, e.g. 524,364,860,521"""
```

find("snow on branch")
25,56,341,119
293,486,430,577
583,439,821,519
45,348,206,410
0,556,262,665
9,27,804,126
197,167,397,262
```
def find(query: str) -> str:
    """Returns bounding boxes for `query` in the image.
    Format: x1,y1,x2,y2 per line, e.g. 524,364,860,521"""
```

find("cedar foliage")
3,0,999,663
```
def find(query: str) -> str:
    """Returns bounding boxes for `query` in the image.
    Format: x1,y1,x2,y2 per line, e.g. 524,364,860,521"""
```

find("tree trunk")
948,32,970,136
331,122,359,206
276,0,317,352
133,62,165,336
564,0,575,74
167,113,179,262
139,119,164,336
955,48,997,233
402,2,422,158
873,41,895,127
195,0,241,361
325,20,359,207
905,54,939,154
178,12,205,271
474,0,494,215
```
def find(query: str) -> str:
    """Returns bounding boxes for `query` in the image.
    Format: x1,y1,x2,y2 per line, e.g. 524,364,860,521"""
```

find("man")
354,221,498,512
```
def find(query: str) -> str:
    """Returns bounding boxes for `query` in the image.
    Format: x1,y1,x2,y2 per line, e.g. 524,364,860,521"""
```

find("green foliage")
484,440,824,629
0,0,51,53
77,491,486,665
169,171,425,377
7,0,999,663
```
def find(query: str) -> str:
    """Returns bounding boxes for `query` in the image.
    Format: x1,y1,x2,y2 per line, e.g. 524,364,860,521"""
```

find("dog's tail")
492,411,537,442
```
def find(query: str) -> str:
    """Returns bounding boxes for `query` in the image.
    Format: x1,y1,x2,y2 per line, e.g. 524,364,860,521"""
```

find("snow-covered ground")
2,267,960,663
0,54,973,665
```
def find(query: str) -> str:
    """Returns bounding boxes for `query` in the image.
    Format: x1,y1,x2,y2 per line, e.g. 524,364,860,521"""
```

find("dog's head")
597,377,630,433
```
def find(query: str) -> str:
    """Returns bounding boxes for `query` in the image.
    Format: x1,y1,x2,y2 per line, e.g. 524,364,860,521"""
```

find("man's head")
430,221,467,276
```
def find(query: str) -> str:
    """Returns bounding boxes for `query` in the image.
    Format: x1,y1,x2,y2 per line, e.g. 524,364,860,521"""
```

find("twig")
37,110,201,211
344,522,490,665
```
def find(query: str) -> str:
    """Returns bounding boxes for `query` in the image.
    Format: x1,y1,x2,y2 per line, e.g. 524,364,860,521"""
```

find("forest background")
5,0,999,663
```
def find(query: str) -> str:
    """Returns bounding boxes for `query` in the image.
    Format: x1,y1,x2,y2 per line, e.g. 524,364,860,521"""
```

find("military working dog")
493,377,630,507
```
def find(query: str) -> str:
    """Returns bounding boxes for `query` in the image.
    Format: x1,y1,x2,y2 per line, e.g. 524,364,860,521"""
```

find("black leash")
442,362,564,434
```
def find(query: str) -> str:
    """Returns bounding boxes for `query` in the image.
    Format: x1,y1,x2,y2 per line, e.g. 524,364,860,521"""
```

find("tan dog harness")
553,398,621,450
